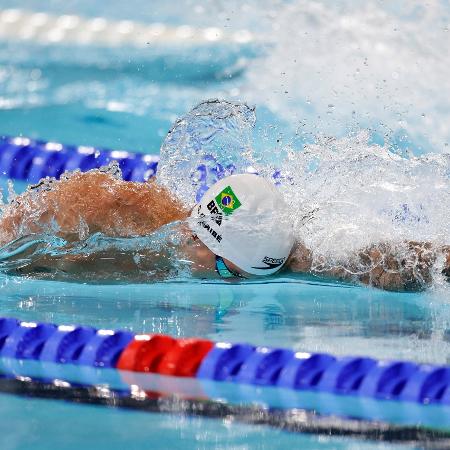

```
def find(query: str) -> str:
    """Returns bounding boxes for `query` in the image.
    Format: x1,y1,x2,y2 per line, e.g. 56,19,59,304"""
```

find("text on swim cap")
206,200,222,226
251,256,286,271
198,213,222,243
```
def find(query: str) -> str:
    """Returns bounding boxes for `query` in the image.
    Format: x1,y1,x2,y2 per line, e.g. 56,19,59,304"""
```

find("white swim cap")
190,174,295,276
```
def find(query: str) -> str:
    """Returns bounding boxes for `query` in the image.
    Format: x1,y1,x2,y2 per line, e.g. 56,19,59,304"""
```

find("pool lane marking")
0,9,256,47
0,375,448,444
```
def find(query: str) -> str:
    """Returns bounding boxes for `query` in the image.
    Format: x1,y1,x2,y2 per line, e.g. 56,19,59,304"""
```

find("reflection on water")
1,276,449,365
0,392,409,450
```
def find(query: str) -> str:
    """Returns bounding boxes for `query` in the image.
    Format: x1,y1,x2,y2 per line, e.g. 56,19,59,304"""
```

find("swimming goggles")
215,255,245,279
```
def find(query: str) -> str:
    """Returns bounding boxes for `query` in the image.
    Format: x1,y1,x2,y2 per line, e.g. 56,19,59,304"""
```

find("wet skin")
1,170,448,290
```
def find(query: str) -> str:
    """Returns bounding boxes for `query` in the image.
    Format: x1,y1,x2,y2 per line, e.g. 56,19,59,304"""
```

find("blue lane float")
1,316,450,407
0,136,159,183
0,135,260,203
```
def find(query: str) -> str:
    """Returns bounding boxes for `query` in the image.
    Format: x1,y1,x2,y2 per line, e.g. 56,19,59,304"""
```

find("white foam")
243,0,450,153
158,99,450,288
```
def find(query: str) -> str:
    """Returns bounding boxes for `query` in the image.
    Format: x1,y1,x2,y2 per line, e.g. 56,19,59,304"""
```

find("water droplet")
7,180,16,204
30,68,41,81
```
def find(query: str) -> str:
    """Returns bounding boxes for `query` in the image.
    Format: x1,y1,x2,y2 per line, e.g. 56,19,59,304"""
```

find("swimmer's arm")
13,248,173,282
350,242,450,291
328,242,439,291
0,171,188,245
285,242,314,274
286,241,450,291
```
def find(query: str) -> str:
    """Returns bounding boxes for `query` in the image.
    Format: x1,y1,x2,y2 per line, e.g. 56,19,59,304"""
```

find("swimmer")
0,169,448,290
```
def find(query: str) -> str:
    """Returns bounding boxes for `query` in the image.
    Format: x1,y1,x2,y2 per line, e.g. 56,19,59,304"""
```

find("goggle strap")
215,255,244,279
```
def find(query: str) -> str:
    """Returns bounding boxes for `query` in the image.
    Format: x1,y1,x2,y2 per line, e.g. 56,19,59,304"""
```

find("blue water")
2,279,449,365
0,277,448,448
0,0,449,448
1,394,412,450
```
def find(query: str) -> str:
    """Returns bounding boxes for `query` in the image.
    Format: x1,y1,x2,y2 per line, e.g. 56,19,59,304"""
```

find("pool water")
2,278,450,365
0,276,449,448
0,0,450,449
1,395,410,450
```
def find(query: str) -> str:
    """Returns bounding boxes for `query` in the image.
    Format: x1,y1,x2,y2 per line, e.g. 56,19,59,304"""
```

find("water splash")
0,98,448,289
0,234,67,270
6,180,17,204
243,0,450,154
157,99,257,205
0,222,196,282
279,132,449,243
275,130,449,287
155,99,450,288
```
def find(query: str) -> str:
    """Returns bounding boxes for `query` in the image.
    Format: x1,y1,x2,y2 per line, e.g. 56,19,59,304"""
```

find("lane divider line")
0,317,449,406
0,136,159,183
0,9,255,48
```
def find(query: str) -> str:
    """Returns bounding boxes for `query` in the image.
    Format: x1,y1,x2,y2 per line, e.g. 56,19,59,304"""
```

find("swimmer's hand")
0,170,188,245
287,241,449,291
344,241,438,291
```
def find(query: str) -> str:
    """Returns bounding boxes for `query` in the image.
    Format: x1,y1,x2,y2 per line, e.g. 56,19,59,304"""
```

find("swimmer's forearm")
286,242,362,286
338,242,450,291
322,242,437,291
12,247,174,282
352,242,432,291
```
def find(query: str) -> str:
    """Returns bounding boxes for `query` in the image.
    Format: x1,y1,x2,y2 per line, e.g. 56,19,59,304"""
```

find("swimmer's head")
190,174,295,276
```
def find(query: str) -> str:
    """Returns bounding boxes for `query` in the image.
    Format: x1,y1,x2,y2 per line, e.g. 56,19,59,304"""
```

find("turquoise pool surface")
0,394,414,450
1,0,450,448
2,279,449,366
0,276,448,448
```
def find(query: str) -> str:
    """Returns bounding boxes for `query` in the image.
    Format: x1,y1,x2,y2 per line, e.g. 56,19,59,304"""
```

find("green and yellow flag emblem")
215,185,241,215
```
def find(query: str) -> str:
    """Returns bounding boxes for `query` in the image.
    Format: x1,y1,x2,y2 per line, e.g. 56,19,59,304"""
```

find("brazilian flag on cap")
215,185,242,215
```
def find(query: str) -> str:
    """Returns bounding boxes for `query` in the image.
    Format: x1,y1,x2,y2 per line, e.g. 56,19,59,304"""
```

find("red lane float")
117,334,213,377
158,338,214,377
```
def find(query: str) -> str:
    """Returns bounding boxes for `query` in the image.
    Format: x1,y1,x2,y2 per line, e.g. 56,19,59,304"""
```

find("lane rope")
1,316,450,407
0,9,255,48
0,136,260,202
0,136,159,183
